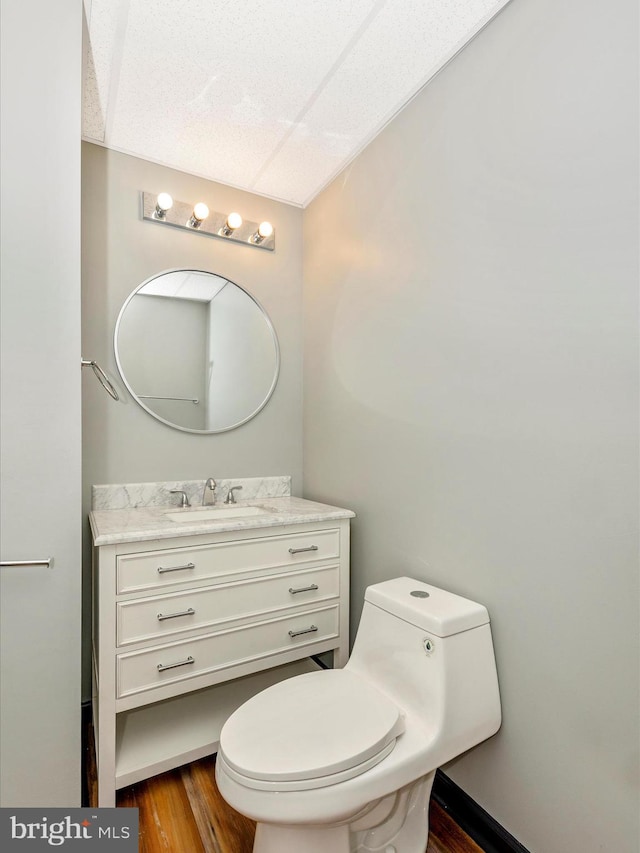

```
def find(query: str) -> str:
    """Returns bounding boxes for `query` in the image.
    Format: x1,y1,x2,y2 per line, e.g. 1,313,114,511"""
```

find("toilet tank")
364,576,490,637
346,577,501,763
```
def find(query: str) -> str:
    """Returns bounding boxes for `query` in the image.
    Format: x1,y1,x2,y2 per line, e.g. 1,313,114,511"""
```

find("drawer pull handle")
157,655,195,672
157,562,195,574
157,607,196,621
288,545,319,555
288,625,318,638
288,584,319,595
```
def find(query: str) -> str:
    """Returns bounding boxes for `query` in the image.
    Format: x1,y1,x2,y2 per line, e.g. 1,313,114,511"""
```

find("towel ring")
81,359,119,401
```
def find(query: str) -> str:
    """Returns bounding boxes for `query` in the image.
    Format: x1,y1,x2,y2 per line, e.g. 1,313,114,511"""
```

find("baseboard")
432,770,530,853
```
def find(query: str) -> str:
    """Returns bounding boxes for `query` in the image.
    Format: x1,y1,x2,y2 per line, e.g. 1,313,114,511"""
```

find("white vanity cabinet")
92,516,351,807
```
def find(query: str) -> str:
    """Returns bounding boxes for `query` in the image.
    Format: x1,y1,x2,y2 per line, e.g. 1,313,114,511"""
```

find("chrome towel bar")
139,395,200,404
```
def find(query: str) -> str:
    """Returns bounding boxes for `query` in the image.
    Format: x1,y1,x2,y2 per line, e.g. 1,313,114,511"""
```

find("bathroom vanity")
90,484,353,807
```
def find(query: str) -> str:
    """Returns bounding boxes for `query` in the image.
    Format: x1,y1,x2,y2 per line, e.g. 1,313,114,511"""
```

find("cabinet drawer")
117,605,339,698
116,528,339,594
116,565,339,646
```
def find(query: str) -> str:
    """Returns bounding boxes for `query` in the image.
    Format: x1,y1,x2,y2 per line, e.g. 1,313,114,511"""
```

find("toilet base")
254,822,351,853
251,773,435,853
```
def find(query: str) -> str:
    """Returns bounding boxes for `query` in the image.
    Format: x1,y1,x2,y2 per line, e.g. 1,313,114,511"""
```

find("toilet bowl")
215,576,501,853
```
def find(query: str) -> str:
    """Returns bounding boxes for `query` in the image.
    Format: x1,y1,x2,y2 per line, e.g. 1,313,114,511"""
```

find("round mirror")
114,269,280,433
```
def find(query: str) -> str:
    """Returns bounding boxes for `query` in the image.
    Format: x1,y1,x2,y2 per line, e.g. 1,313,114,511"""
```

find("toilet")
215,577,501,853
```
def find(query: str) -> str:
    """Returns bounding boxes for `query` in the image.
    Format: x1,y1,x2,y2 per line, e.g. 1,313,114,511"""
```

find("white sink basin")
166,505,270,522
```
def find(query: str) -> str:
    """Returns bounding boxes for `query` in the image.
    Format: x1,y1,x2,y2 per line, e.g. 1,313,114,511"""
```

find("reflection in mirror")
114,270,279,433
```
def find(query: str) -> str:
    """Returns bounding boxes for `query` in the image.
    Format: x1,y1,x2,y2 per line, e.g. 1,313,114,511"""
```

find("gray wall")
302,0,639,851
206,285,279,431
118,294,208,430
82,143,304,693
82,143,303,490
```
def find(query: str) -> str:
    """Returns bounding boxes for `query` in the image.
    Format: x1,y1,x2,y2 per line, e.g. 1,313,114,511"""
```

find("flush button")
410,590,429,598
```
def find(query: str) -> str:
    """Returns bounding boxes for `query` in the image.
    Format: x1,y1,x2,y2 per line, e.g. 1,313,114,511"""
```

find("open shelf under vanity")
113,658,319,789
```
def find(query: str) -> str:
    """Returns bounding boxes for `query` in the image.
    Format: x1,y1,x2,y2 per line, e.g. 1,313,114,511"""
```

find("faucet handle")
224,485,243,505
170,489,190,508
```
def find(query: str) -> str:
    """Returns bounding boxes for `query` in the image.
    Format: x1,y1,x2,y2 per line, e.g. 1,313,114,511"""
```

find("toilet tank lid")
365,577,490,637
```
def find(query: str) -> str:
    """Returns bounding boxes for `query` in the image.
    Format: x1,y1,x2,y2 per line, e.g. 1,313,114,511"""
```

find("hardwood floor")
86,726,484,852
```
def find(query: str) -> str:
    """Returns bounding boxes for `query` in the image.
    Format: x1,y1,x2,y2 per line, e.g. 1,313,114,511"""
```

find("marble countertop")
90,496,355,546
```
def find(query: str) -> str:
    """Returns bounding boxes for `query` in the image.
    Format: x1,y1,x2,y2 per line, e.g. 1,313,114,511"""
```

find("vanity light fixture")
219,212,243,236
188,202,210,228
250,221,274,245
141,191,275,251
154,192,173,219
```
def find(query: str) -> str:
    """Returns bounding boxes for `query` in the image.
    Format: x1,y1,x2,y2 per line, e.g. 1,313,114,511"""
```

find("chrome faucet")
224,485,243,505
170,489,190,508
203,478,217,505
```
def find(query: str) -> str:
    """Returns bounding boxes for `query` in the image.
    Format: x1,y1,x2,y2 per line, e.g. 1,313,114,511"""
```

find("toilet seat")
219,669,404,792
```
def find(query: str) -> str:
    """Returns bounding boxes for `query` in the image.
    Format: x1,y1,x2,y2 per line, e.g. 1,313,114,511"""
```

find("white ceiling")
140,270,228,301
83,0,511,207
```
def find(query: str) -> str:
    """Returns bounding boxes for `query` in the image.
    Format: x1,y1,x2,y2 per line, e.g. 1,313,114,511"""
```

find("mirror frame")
114,269,280,434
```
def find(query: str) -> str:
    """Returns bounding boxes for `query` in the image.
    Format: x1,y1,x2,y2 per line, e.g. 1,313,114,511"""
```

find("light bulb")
156,192,173,211
193,202,209,221
250,220,274,244
188,202,210,228
220,211,243,237
154,192,173,219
